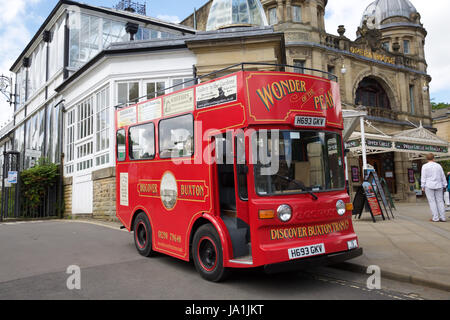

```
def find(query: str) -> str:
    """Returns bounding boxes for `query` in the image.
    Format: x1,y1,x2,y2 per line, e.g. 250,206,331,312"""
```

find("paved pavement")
346,202,450,292
0,220,447,300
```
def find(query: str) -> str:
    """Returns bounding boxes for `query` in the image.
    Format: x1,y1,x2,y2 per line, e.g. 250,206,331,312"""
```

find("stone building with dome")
182,0,449,202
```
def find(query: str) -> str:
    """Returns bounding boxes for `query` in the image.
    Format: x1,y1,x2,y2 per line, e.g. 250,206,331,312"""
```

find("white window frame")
145,79,168,99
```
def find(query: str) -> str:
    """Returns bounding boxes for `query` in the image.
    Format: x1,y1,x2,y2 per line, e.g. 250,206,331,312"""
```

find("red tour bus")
115,63,362,282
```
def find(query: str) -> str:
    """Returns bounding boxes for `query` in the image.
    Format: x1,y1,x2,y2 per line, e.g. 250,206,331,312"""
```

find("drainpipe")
43,30,51,100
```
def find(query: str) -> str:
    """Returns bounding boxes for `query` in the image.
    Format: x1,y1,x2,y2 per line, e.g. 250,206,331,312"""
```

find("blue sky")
18,0,450,104
0,0,449,126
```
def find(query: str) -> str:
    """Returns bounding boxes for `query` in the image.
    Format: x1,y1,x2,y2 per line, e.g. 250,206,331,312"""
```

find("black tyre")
192,224,230,282
133,212,156,257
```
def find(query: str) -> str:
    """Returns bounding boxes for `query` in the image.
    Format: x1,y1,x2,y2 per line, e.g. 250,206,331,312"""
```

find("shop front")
346,125,450,202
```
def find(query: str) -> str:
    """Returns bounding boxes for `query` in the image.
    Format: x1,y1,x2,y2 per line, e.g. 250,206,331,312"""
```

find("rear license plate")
294,116,326,128
288,243,325,260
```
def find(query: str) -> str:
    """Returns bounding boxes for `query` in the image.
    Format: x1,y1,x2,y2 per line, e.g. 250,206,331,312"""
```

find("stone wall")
92,167,117,220
181,1,212,31
434,119,450,142
63,177,73,217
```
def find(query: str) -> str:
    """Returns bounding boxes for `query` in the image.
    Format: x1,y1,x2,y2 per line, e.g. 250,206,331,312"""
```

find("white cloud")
324,0,450,102
156,14,181,24
0,0,42,127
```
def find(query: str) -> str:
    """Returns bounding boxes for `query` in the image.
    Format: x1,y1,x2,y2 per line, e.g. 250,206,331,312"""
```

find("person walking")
421,154,448,222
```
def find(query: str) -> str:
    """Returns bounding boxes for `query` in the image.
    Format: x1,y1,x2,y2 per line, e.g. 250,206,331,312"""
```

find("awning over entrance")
347,125,450,158
342,109,368,141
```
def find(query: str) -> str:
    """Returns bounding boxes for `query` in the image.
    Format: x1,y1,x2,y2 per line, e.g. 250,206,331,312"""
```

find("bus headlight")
277,205,292,222
336,200,346,216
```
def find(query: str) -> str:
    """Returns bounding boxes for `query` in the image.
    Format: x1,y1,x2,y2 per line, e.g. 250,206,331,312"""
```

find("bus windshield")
254,130,345,196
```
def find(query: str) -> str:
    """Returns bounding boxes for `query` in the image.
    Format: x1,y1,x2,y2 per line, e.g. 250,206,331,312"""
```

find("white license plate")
294,116,326,128
288,243,325,260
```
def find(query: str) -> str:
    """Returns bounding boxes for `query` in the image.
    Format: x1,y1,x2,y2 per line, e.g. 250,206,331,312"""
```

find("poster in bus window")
163,89,194,116
117,106,137,128
196,75,237,109
138,99,162,123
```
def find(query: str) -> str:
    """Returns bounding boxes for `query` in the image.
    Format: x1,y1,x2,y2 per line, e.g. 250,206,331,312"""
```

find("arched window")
355,77,391,109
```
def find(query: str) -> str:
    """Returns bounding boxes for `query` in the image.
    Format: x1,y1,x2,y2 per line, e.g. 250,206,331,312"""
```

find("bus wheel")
133,212,156,257
192,224,229,282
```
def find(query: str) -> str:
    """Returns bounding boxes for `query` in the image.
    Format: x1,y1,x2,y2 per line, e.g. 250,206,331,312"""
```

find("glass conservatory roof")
206,0,268,31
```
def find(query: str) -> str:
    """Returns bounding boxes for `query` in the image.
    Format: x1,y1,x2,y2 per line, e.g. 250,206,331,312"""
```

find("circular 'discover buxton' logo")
160,172,178,210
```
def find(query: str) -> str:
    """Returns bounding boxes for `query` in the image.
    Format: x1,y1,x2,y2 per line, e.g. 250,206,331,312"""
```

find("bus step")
229,255,253,265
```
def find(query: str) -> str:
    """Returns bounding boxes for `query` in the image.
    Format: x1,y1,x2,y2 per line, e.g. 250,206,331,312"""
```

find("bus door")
214,131,251,260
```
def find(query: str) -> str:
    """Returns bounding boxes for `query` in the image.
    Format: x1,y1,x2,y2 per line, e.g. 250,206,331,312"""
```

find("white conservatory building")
0,0,196,216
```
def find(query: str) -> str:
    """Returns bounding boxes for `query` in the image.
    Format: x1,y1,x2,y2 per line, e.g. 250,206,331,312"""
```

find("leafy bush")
20,159,60,210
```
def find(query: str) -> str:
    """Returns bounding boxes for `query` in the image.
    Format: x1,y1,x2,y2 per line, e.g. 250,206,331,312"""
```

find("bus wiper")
275,174,318,200
306,191,319,201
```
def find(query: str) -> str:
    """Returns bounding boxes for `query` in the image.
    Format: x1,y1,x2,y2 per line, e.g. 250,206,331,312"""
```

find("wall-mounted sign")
408,169,415,184
164,89,194,116
346,140,361,149
395,142,448,154
196,75,237,109
351,166,360,182
138,99,162,123
7,171,18,184
25,149,42,158
366,139,392,149
350,47,396,64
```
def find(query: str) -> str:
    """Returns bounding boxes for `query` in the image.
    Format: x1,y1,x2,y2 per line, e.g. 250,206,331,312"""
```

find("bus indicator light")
259,210,275,219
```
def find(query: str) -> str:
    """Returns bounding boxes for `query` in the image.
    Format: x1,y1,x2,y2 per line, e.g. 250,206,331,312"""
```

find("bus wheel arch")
189,214,232,263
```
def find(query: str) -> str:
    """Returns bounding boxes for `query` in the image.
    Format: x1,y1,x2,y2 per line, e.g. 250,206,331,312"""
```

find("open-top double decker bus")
115,63,362,282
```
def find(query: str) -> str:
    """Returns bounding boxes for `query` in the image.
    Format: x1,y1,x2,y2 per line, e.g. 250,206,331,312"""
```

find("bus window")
129,123,155,160
117,129,126,162
159,114,194,159
254,131,345,196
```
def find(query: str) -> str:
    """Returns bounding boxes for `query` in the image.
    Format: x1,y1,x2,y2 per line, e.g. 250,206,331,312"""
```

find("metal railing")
114,62,338,110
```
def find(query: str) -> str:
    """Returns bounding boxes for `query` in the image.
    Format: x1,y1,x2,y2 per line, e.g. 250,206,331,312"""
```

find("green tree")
431,101,450,110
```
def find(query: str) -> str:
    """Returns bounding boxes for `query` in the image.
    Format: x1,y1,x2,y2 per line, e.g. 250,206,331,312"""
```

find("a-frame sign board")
380,177,396,211
352,182,386,223
367,171,395,220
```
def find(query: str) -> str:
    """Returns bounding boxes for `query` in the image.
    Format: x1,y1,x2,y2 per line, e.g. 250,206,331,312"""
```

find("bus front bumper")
263,248,363,274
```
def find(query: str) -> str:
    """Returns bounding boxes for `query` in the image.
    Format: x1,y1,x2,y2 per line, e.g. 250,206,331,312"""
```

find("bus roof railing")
114,62,338,110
